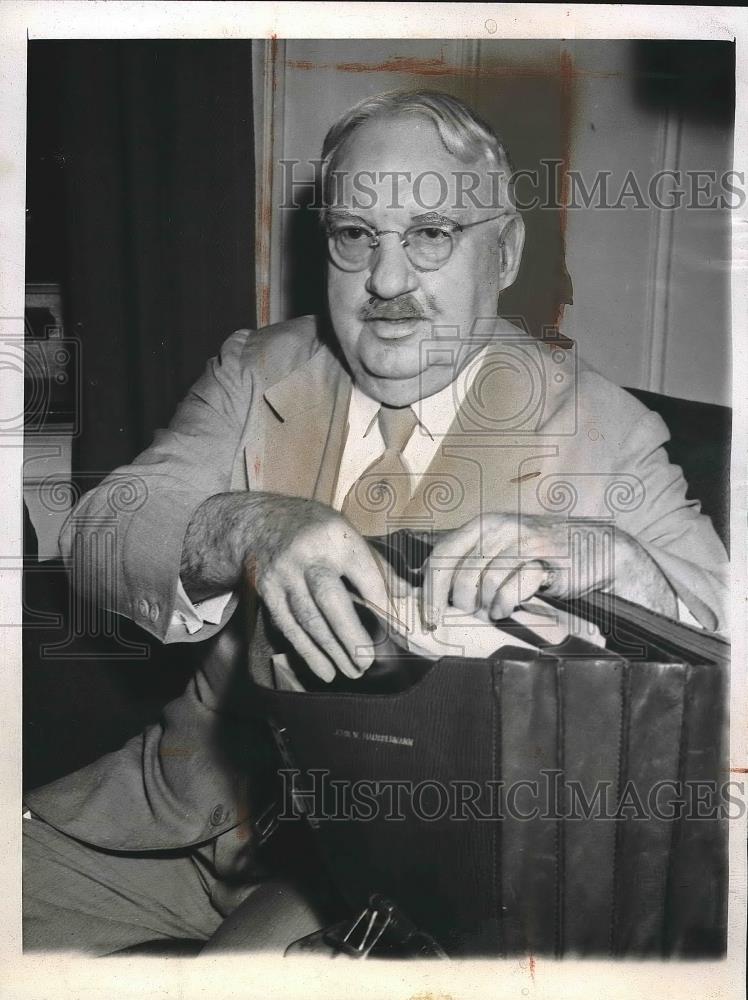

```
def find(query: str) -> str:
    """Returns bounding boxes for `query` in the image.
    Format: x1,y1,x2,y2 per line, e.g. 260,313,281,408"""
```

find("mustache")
359,295,426,321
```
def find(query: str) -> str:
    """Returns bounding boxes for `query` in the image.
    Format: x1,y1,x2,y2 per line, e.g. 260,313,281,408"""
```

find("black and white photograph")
1,5,746,999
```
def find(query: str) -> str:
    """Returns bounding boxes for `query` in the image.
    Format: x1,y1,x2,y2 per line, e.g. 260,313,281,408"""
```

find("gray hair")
320,89,515,211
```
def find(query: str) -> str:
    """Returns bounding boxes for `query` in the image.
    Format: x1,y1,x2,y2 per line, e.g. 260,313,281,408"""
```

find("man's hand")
181,492,388,682
421,513,678,628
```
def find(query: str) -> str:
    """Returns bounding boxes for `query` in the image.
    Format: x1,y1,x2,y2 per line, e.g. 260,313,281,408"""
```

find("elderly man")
23,90,727,954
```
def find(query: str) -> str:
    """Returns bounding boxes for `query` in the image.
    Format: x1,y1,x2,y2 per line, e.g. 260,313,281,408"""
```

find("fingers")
448,545,515,618
420,521,482,629
447,542,484,615
306,565,376,672
261,583,337,683
263,559,379,682
287,579,364,680
421,515,560,624
448,546,550,620
488,559,550,620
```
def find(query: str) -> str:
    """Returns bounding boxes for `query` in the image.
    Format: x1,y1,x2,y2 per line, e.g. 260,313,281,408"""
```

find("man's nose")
364,233,419,300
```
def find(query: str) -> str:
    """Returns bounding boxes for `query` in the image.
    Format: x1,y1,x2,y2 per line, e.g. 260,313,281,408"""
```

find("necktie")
341,404,419,537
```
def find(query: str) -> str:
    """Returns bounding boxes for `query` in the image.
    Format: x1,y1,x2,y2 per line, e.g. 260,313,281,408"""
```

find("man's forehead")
328,116,503,217
333,114,483,176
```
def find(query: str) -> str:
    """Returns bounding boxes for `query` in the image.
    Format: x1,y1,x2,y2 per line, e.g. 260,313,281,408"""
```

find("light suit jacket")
26,316,729,877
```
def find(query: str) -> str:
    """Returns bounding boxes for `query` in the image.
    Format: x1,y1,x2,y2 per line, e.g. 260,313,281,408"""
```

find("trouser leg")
201,878,329,953
23,816,226,955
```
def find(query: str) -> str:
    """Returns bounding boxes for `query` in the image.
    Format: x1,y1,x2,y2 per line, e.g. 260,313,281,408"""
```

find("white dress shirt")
168,344,698,636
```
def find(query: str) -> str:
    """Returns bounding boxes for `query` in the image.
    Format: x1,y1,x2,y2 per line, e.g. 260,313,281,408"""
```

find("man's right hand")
181,492,389,682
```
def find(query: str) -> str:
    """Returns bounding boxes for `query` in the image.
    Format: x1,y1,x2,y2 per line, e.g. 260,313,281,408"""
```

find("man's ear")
498,213,525,292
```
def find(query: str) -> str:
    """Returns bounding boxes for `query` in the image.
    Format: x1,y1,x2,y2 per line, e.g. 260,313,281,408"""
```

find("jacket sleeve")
58,328,253,644
613,408,729,632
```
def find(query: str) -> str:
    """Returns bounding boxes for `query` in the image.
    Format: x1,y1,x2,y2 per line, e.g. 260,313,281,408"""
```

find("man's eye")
412,226,451,242
338,226,371,242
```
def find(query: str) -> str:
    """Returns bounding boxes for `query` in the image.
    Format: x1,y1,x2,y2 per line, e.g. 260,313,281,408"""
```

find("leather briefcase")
251,530,729,958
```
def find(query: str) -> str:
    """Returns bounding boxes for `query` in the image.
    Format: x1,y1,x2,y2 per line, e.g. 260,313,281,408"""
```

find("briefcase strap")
252,798,281,847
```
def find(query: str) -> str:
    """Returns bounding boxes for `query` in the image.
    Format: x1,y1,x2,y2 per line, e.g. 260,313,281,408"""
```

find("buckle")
329,896,396,958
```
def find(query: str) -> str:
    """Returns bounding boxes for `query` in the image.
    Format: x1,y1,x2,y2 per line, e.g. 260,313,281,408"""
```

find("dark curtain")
24,40,256,788
27,40,257,482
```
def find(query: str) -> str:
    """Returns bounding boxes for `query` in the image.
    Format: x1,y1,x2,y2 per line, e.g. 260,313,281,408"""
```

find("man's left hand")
420,513,678,628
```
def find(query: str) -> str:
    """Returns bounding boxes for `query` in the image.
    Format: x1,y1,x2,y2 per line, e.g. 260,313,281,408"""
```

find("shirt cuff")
170,577,234,636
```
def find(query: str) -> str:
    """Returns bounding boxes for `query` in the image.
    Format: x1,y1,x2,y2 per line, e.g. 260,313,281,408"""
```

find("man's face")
326,115,523,406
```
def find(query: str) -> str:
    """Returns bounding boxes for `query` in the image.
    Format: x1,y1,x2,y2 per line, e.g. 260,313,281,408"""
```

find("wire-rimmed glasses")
325,213,510,272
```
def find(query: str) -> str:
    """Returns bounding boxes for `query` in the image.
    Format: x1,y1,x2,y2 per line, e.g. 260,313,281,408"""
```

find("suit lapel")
244,347,351,502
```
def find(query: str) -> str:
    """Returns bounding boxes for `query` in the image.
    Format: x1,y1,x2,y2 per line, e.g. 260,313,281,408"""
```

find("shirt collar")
349,384,382,439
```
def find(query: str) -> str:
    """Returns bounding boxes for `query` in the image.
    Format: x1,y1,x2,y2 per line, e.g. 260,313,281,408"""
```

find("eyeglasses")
325,213,510,273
